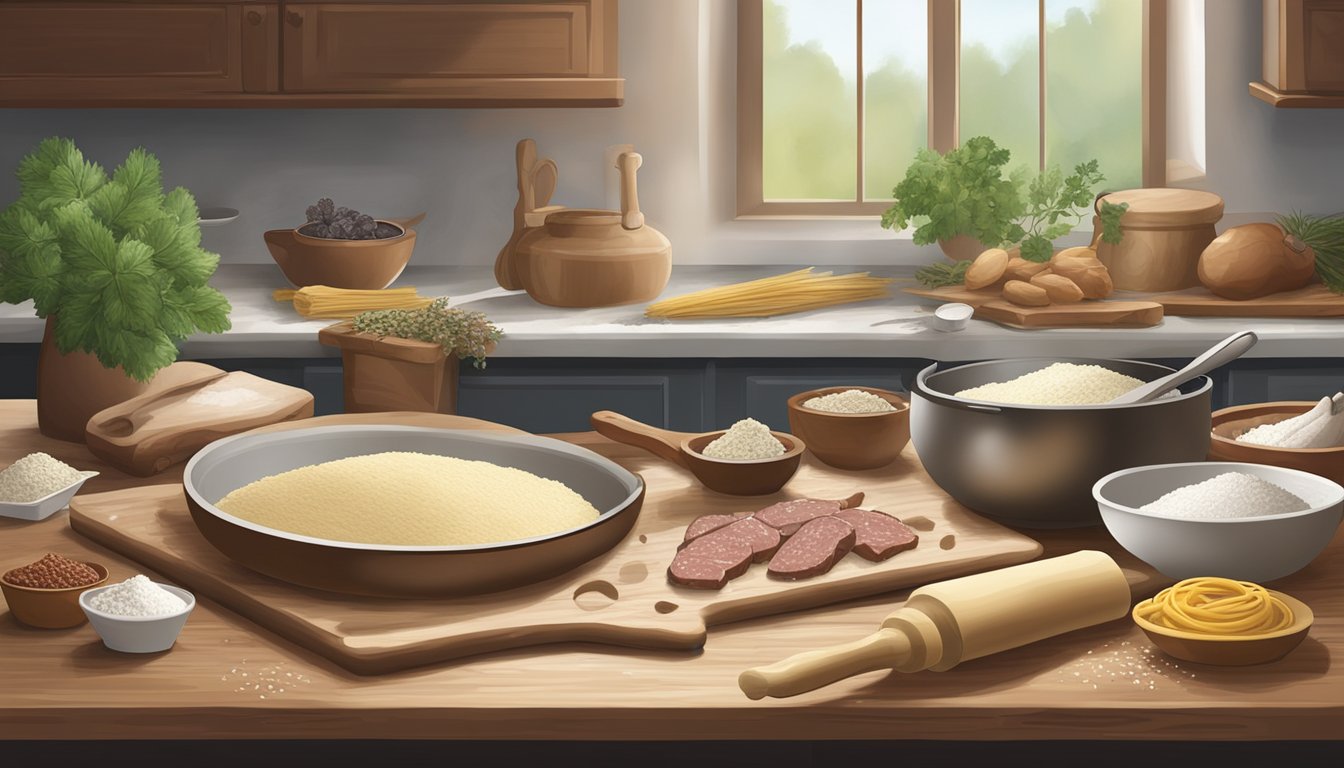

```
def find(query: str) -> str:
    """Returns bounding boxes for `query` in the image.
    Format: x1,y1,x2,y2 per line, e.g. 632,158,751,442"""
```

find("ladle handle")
591,410,690,469
1118,330,1258,404
617,152,645,231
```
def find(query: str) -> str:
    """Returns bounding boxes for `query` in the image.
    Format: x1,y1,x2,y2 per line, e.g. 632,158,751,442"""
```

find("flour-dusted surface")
955,362,1145,405
0,452,91,503
1139,472,1311,520
215,451,600,546
802,389,897,414
89,575,187,617
700,418,786,460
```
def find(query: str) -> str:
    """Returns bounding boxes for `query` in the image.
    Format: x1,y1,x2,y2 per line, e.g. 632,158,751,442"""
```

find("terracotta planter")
938,234,995,262
318,322,460,414
37,316,150,442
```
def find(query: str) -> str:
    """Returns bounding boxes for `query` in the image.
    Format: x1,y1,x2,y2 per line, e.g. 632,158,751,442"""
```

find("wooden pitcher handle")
616,152,644,231
590,410,690,469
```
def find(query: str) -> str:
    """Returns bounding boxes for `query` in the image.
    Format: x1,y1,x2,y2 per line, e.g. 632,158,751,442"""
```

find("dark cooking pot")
911,358,1212,529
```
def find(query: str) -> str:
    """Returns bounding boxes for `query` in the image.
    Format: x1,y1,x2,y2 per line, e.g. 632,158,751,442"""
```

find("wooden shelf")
1251,81,1344,108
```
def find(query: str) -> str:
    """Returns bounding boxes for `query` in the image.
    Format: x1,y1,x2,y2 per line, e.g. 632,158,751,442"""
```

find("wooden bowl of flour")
1209,401,1344,485
787,387,910,471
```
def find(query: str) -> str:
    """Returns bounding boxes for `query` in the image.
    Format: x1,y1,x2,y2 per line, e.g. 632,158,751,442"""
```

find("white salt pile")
955,363,1145,406
701,418,786,460
0,452,91,503
803,389,897,414
88,575,188,617
1236,393,1344,449
1140,472,1310,520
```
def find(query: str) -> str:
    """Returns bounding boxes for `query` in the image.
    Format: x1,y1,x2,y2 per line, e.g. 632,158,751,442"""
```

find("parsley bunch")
1004,160,1128,262
881,136,1027,248
0,138,231,381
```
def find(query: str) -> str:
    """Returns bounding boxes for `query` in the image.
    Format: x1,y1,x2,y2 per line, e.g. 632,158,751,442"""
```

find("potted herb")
1003,160,1128,263
0,138,231,441
881,136,1027,261
318,299,502,414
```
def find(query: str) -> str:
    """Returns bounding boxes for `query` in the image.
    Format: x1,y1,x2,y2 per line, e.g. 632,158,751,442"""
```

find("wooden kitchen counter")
0,400,1339,741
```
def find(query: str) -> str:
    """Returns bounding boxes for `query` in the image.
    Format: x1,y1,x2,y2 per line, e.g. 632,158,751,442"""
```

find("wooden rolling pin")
739,550,1131,700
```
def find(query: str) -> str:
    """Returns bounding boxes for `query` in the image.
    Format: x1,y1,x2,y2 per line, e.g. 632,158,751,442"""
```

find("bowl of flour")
1093,461,1344,582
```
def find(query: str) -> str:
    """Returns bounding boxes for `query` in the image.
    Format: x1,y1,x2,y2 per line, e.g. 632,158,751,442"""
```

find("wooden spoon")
590,411,805,496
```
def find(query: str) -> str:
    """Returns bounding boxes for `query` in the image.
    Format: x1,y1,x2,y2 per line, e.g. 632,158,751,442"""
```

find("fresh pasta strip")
273,285,433,319
645,268,892,318
1135,577,1294,635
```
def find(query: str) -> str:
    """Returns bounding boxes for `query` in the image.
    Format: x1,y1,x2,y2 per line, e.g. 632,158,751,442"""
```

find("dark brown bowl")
183,425,645,598
787,387,911,470
0,561,108,629
1209,401,1344,485
264,222,414,290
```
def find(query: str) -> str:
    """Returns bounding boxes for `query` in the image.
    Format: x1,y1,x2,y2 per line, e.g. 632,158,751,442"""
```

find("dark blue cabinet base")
2,345,1341,434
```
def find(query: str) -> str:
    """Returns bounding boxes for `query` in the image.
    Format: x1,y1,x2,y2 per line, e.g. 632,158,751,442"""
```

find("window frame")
736,0,1168,219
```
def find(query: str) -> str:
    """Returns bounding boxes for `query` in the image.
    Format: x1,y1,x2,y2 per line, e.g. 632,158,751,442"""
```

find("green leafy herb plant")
0,137,231,381
1003,160,1129,263
1278,211,1344,294
881,136,1027,249
353,298,503,369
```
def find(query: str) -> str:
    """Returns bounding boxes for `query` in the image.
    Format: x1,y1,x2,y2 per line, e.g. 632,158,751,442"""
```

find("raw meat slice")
682,516,782,563
754,499,842,537
682,511,752,542
766,516,856,581
667,533,755,590
833,508,920,562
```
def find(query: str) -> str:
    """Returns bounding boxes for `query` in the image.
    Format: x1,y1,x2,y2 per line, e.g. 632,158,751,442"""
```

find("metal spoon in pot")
1109,330,1258,405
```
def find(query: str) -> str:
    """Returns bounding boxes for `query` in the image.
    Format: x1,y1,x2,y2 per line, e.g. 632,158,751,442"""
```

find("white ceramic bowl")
0,472,98,522
79,583,195,653
1094,462,1344,582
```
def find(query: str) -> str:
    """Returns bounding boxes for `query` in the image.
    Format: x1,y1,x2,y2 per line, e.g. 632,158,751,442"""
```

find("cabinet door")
0,2,280,101
282,1,618,102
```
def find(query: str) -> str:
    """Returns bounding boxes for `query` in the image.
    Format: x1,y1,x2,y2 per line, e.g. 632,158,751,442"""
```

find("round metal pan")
183,425,644,598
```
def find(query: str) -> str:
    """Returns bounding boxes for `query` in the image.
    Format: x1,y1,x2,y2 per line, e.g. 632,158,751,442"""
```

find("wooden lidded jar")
1092,189,1224,292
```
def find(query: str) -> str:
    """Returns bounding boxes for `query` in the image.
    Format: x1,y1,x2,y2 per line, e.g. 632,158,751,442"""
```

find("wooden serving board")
1136,284,1344,317
68,413,1042,675
905,286,1164,328
84,363,314,476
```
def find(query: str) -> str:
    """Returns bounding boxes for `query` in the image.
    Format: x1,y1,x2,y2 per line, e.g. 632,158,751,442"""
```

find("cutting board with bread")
85,363,314,476
69,412,1042,675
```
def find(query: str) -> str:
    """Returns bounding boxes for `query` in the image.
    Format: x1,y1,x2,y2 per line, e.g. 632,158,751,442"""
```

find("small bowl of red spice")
1,553,109,628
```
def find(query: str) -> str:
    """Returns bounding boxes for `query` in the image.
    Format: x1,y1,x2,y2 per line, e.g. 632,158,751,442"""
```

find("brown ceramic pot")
514,152,672,308
318,321,460,414
37,316,151,442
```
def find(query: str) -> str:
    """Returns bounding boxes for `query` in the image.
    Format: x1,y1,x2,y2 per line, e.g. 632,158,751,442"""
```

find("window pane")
763,0,857,201
863,0,927,201
1045,0,1143,190
960,0,1039,175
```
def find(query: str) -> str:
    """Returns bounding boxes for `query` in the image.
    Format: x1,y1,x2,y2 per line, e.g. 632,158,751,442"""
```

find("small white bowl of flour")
1093,462,1344,582
0,452,98,522
79,574,195,653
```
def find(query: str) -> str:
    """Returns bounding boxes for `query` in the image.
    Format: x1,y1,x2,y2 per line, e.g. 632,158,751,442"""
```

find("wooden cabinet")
0,2,279,103
1252,0,1344,107
0,0,621,107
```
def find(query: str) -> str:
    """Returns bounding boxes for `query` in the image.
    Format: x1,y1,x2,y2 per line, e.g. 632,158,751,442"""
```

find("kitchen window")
737,0,1168,218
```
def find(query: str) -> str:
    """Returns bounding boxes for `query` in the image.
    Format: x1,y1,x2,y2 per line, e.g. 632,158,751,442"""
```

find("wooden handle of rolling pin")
738,627,912,700
617,151,644,230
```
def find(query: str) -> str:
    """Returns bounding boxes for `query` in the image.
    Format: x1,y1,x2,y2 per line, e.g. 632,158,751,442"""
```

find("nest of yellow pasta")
1134,577,1294,636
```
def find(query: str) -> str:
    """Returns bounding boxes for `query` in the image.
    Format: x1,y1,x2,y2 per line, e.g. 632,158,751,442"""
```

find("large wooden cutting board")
68,413,1042,675
906,286,1164,328
1137,284,1344,317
